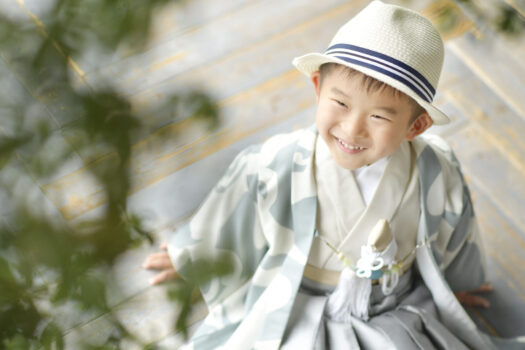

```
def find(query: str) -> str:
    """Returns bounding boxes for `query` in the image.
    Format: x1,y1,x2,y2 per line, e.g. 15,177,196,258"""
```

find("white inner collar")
352,156,388,206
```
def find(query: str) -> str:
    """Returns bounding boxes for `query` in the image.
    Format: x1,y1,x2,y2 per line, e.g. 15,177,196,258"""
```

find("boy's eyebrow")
330,87,350,98
375,106,398,115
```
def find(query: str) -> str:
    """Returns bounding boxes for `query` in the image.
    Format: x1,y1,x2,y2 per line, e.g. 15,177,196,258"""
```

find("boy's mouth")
336,137,366,152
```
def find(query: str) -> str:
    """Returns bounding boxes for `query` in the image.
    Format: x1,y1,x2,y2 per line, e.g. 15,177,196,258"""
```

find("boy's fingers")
160,243,168,250
149,269,178,285
455,292,490,308
473,282,493,293
142,252,161,268
468,295,490,308
142,252,173,269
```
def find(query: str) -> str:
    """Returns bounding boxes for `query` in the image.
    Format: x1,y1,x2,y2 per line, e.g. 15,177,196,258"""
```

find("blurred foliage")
455,0,525,36
167,256,234,339
0,0,223,348
406,0,525,39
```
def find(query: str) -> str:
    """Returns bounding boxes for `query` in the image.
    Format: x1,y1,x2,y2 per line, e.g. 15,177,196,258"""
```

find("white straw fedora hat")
293,0,449,125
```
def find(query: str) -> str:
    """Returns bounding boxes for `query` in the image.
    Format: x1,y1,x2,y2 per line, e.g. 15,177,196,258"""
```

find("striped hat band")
325,43,435,103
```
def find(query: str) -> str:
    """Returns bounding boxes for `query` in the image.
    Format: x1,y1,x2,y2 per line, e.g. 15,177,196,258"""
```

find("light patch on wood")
504,126,525,152
219,70,300,107
119,51,187,87
150,52,187,71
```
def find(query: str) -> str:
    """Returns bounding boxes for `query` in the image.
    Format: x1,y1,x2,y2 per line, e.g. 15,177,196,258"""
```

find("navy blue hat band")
325,43,435,103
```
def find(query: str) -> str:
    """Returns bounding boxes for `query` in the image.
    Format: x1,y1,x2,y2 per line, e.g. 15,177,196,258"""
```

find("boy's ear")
405,113,433,140
310,71,321,102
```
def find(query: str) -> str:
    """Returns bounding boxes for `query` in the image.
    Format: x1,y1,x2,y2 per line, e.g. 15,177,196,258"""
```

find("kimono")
168,125,523,349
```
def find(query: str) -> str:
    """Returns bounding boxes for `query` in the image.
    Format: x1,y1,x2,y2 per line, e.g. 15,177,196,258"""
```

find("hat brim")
292,53,450,125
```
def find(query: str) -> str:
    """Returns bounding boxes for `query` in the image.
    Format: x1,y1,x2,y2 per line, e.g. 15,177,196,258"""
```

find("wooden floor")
4,0,525,347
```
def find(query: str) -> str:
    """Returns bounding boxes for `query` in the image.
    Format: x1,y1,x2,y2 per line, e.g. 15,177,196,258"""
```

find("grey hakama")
282,268,469,350
281,136,472,349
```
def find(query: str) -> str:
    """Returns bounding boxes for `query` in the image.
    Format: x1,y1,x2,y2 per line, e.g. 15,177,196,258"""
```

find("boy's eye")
333,99,347,108
371,114,389,121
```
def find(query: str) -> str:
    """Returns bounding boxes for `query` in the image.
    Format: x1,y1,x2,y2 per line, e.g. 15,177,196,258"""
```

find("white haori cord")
325,238,399,322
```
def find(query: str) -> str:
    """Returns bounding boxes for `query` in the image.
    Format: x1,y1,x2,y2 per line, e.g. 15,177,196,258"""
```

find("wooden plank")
43,67,316,220
32,228,172,334
448,31,525,120
153,321,203,349
465,182,525,336
129,0,370,126
0,58,87,186
447,0,525,120
444,74,525,170
446,123,525,240
63,286,208,348
442,81,525,236
442,51,525,177
437,53,525,335
466,259,525,338
424,97,470,138
0,159,68,227
1,56,90,131
33,238,168,333
424,44,480,136
71,105,316,228
0,159,86,330
83,0,368,96
35,293,104,333
450,0,525,60
439,46,479,90
0,0,94,130
76,0,260,74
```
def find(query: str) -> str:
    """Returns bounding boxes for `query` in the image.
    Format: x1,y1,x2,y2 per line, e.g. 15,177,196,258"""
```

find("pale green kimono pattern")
168,126,519,349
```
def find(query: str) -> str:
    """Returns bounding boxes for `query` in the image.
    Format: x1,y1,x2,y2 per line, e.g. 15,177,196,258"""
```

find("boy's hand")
454,282,493,308
142,243,179,285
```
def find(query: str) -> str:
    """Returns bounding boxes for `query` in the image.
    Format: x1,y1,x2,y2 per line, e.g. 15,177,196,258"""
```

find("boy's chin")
333,158,370,171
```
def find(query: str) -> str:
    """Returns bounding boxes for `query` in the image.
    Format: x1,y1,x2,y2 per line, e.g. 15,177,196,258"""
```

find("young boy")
143,1,517,349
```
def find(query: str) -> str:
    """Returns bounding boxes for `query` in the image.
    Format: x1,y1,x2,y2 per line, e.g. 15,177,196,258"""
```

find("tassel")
324,219,399,322
326,267,372,321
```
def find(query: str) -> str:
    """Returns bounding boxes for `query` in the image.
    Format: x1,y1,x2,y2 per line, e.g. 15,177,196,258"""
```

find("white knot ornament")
355,238,398,282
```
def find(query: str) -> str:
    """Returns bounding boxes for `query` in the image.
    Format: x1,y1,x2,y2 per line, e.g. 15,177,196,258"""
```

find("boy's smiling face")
312,65,432,170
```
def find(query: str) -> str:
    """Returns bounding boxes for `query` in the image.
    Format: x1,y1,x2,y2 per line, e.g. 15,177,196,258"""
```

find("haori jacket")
168,125,503,350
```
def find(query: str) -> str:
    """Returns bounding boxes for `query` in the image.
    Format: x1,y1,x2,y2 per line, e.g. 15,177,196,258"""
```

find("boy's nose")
341,115,367,138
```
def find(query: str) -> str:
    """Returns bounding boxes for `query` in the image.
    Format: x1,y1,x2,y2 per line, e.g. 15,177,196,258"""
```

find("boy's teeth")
337,137,364,150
